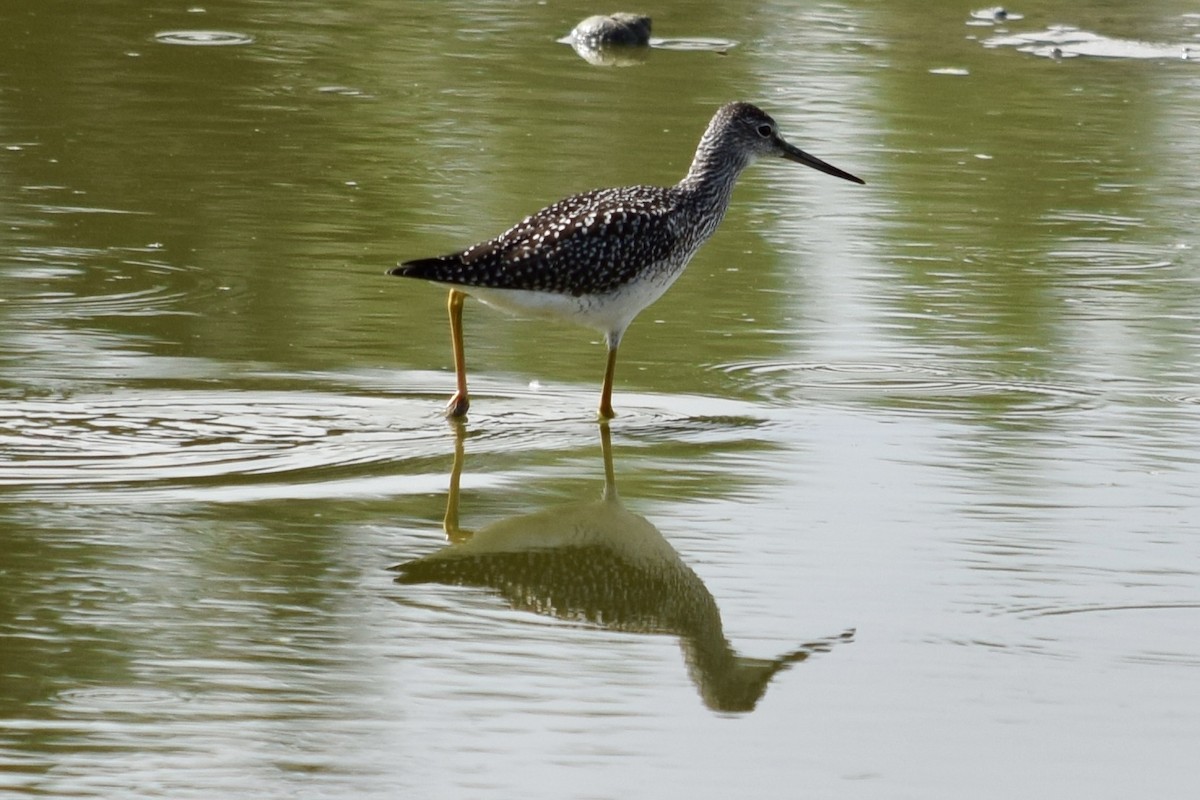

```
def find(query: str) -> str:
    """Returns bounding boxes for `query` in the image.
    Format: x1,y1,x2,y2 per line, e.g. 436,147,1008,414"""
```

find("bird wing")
392,187,682,297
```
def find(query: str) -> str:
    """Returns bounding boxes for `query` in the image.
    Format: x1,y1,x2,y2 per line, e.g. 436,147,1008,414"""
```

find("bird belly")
463,267,683,337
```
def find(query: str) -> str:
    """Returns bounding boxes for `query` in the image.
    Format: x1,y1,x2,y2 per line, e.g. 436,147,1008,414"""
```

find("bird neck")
676,137,751,217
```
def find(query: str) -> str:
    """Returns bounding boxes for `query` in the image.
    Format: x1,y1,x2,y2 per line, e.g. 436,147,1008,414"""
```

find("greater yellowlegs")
390,101,864,419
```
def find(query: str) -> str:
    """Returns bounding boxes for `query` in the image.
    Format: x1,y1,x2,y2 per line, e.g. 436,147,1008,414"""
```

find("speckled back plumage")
394,185,687,298
390,102,794,302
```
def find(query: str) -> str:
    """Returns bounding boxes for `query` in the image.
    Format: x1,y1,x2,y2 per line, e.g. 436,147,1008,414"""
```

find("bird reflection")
391,423,853,713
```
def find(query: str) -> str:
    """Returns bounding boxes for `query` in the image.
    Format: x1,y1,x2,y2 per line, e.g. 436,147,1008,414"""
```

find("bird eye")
756,123,773,138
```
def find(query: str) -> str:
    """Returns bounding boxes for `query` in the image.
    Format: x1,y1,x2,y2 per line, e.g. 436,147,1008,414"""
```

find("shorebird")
390,101,864,418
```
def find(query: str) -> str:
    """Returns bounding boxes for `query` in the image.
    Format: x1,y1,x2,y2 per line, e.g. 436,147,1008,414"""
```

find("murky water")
2,1,1198,797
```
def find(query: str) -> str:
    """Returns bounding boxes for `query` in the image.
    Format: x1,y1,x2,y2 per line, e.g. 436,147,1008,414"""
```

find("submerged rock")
569,13,652,48
562,13,735,66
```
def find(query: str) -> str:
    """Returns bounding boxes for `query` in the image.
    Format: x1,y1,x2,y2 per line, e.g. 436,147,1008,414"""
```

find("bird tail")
387,256,461,280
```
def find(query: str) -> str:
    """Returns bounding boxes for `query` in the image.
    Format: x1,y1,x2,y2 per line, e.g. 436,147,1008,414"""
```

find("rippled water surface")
3,1,1199,798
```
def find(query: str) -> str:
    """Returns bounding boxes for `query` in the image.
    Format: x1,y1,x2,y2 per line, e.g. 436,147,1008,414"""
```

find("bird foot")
445,392,470,418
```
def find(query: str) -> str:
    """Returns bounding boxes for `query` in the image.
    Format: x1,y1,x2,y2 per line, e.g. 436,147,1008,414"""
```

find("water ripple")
983,24,1197,60
0,375,770,502
713,360,1100,417
1009,601,1200,620
0,390,441,495
154,30,255,47
3,250,245,320
990,602,1200,666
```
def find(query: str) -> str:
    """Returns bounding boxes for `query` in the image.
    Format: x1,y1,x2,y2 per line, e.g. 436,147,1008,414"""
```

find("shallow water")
2,1,1199,797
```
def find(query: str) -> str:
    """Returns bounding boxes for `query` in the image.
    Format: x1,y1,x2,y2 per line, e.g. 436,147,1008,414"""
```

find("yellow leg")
446,290,469,417
598,344,618,420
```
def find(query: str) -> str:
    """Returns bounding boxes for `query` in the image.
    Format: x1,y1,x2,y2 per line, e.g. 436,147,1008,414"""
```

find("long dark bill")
778,138,865,185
